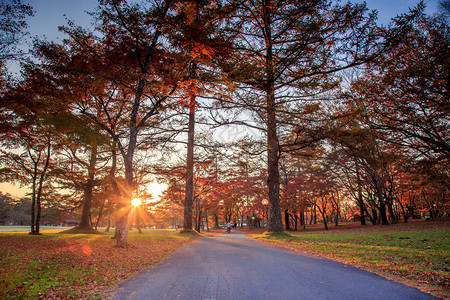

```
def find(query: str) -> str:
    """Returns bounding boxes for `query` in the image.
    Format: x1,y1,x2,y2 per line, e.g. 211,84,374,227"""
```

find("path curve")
105,231,438,300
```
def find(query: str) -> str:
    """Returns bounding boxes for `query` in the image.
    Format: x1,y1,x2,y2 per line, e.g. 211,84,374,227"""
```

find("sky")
1,0,440,198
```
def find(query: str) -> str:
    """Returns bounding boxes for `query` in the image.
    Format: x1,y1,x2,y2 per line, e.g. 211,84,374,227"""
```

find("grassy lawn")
254,223,449,297
0,229,198,299
0,226,73,232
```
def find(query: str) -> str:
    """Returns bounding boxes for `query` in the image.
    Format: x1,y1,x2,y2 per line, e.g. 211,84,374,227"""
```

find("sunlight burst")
131,198,142,207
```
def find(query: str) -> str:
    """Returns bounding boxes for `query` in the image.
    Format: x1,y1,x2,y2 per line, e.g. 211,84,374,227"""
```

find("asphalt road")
105,231,438,300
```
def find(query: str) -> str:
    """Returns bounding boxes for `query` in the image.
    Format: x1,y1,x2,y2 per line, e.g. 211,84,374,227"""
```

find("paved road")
106,231,438,300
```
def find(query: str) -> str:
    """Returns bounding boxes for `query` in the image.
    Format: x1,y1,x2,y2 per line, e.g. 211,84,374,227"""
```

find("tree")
279,155,312,230
0,0,34,122
347,14,450,220
165,0,234,232
0,192,14,225
0,117,53,234
0,0,33,61
351,15,449,165
223,0,410,231
32,0,185,245
439,0,450,18
329,110,393,225
51,113,110,231
326,148,370,225
0,0,33,87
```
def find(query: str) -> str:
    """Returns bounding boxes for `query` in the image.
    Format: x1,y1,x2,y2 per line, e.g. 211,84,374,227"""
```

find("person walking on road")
226,221,232,234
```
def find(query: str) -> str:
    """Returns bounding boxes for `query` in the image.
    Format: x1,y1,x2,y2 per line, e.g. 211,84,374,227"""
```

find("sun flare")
131,198,142,207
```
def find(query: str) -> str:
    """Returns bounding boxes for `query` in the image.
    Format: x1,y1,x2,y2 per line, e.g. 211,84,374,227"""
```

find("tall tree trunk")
115,126,136,246
205,210,209,232
294,212,298,231
284,209,290,230
136,207,142,234
115,206,129,247
214,215,219,228
105,210,111,232
183,90,196,232
386,197,397,224
363,159,389,225
108,142,119,236
321,210,328,230
34,141,51,235
313,202,317,224
95,197,106,230
195,198,202,232
300,210,306,229
355,159,366,225
264,4,283,232
373,173,389,225
422,188,434,218
266,66,283,232
115,159,132,246
30,166,38,234
114,92,142,246
386,178,398,224
111,1,171,243
80,173,94,229
397,195,408,223
409,192,416,219
79,141,98,229
371,208,378,225
317,196,328,230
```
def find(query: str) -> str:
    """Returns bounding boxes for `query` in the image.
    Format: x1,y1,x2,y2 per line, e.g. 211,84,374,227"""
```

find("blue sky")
360,0,439,24
27,0,97,42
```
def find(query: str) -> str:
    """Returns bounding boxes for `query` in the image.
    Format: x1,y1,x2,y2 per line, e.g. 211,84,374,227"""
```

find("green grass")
254,230,450,289
257,231,293,239
0,225,71,233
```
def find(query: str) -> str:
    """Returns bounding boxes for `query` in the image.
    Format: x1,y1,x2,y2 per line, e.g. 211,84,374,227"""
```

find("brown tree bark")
115,206,129,247
204,210,209,232
79,142,98,229
30,160,38,234
136,208,142,234
355,158,366,225
321,210,329,230
300,210,306,229
284,209,290,230
372,172,389,225
95,199,105,231
182,91,196,232
105,211,111,232
214,215,219,228
264,3,283,232
30,140,51,235
293,212,298,231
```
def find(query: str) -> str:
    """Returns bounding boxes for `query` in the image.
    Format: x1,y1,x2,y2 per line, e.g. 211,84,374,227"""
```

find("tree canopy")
0,0,448,243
